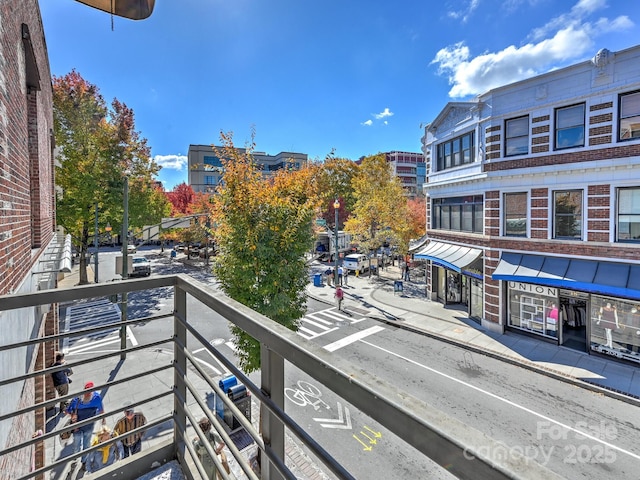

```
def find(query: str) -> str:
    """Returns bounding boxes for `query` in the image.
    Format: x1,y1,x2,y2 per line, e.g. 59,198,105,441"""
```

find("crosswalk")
297,307,367,340
63,298,137,355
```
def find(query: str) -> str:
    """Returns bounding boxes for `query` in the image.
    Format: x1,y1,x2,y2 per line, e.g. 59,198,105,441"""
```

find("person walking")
404,263,411,281
66,381,105,471
50,352,72,413
335,286,344,311
193,417,230,480
113,407,147,458
338,266,344,286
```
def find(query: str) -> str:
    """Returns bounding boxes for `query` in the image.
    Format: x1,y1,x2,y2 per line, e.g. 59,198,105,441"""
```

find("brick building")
417,45,640,365
0,1,57,477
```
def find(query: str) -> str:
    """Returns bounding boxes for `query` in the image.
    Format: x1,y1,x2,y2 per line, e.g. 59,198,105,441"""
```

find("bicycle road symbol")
285,380,330,411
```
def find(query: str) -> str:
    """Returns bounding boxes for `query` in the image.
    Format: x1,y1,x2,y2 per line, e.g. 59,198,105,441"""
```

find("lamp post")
334,198,340,286
120,175,129,360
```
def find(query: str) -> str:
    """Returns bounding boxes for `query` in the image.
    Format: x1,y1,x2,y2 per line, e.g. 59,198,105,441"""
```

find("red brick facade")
0,2,55,479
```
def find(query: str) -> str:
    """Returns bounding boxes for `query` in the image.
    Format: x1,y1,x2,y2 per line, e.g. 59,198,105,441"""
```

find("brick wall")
0,2,55,478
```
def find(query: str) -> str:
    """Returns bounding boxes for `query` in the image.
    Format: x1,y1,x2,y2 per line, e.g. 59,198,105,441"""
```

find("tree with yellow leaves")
210,132,317,373
344,154,410,272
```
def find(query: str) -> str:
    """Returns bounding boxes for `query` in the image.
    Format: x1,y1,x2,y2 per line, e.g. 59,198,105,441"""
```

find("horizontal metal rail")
0,274,564,480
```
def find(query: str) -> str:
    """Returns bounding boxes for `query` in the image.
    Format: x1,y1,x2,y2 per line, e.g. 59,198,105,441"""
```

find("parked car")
129,255,151,277
127,244,137,254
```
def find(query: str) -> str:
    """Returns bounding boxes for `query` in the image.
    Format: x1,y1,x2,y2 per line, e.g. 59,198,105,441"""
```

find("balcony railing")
0,274,557,480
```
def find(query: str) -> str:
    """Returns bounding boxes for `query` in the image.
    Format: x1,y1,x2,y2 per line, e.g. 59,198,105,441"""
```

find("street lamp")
334,198,340,286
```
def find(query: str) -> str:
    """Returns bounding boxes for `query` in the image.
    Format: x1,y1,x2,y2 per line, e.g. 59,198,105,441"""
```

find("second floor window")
432,195,483,234
436,131,474,171
555,104,585,150
553,190,582,240
617,187,640,242
504,192,527,237
505,116,529,156
619,91,640,141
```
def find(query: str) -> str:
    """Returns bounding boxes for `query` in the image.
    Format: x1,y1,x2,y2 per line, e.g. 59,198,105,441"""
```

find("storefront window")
590,295,640,362
507,282,558,338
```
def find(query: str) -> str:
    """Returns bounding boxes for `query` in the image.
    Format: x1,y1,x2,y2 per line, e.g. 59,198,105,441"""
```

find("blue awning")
414,241,483,273
493,253,640,300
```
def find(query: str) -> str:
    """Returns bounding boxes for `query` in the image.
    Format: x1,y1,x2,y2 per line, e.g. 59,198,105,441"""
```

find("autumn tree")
166,182,196,215
406,197,427,240
54,70,167,284
344,154,409,271
211,132,317,373
312,155,358,227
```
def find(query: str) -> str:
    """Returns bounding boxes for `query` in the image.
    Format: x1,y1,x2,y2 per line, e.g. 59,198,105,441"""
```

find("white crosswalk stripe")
297,308,367,340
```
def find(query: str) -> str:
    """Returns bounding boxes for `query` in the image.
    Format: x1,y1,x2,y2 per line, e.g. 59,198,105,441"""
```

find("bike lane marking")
323,325,385,352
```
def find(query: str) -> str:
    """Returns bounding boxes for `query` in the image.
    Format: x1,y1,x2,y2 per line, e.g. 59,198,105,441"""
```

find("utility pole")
94,203,99,283
334,199,340,286
120,175,129,360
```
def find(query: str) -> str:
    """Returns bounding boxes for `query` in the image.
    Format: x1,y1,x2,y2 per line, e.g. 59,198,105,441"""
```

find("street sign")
316,218,327,226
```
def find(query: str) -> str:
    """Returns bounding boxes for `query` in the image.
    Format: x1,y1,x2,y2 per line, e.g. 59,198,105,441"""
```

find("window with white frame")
503,192,527,237
432,195,483,233
553,190,582,240
617,187,640,242
505,116,529,156
619,91,640,141
555,104,585,150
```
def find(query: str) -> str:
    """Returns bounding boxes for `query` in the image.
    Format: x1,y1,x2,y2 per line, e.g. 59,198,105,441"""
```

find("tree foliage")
312,156,358,226
53,70,168,283
406,197,427,240
344,154,410,255
211,132,316,373
166,182,196,215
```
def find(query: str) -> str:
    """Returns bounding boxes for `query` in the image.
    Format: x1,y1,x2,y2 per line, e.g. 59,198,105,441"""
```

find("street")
72,247,640,478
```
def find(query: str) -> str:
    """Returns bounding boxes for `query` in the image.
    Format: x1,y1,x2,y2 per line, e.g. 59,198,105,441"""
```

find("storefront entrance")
559,292,588,351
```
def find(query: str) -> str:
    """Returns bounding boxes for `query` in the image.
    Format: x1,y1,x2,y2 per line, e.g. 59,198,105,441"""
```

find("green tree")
211,133,316,373
344,154,410,271
312,155,358,226
53,70,167,284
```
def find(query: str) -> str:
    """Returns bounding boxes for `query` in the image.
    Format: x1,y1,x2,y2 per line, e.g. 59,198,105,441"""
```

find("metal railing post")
260,346,285,480
174,284,188,462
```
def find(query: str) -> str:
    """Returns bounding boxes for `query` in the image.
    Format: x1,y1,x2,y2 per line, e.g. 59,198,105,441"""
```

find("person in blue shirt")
65,381,105,471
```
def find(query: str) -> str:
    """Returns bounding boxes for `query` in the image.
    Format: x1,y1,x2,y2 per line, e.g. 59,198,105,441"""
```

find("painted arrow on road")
313,402,352,429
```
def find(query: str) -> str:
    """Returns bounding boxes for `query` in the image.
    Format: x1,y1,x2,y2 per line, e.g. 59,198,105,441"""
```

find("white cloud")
374,108,394,119
432,0,634,98
154,154,188,170
362,119,373,126
446,0,480,23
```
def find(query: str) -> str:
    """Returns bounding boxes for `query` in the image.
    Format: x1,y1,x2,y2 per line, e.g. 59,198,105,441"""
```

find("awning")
414,241,483,273
408,234,429,253
493,253,640,300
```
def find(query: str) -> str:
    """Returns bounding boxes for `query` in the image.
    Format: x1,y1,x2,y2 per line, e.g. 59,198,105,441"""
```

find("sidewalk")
305,263,640,405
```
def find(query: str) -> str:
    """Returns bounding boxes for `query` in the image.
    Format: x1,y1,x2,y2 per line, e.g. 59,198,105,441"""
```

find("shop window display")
507,286,557,338
590,295,640,361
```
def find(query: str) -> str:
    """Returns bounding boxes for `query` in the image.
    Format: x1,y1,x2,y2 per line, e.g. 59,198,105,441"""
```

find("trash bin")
225,384,251,431
313,273,323,287
216,375,237,420
394,280,403,293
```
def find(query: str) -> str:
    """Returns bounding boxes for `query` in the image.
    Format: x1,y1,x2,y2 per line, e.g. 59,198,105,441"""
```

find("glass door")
560,295,588,351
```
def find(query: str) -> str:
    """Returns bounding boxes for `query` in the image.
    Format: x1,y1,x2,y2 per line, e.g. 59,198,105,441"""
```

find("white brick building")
418,45,640,365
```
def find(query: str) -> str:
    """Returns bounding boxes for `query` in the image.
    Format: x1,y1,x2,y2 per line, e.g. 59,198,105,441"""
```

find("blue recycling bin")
313,273,323,287
394,280,403,293
216,375,237,419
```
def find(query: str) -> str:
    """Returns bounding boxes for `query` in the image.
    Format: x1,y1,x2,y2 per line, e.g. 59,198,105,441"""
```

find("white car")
129,256,151,277
126,244,137,254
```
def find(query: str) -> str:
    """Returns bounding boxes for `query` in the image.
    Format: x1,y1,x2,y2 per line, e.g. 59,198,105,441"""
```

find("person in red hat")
65,381,105,471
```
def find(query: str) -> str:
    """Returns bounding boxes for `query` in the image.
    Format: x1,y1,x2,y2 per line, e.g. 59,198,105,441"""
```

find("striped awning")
414,241,483,273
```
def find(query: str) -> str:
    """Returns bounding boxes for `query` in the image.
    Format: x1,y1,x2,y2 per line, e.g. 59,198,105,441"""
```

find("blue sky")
40,0,638,190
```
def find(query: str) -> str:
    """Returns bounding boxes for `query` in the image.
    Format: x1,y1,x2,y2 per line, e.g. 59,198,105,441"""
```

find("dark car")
130,256,151,277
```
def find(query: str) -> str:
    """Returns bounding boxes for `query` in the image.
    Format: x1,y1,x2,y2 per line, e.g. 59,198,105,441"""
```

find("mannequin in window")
597,302,619,348
547,303,559,334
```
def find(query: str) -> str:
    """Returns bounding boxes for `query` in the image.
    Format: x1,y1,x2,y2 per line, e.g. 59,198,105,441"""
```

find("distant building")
188,144,307,193
357,151,426,198
416,45,640,366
